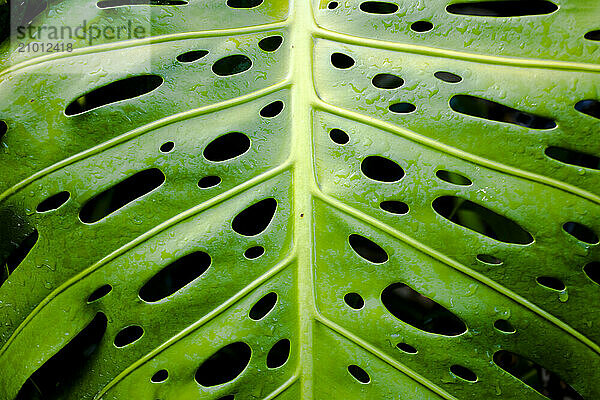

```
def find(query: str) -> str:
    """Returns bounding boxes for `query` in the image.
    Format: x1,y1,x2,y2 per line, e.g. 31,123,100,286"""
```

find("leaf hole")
204,132,251,162
1,229,39,287
244,246,265,260
361,155,404,182
195,342,252,386
87,284,113,303
493,350,583,400
331,52,355,69
212,55,252,76
381,282,467,336
434,71,462,83
98,0,188,7
114,325,144,348
436,170,472,186
329,128,349,145
177,50,208,63
65,75,163,116
0,120,7,140
476,254,503,265
343,292,365,309
37,191,71,213
347,365,370,384
583,261,599,285
585,30,600,41
151,369,169,383
411,21,434,32
232,198,277,236
139,251,211,302
348,234,389,264
545,146,599,170
160,141,175,153
450,95,556,129
258,35,283,52
433,196,534,245
327,1,339,9
359,1,398,14
446,1,558,17
536,276,566,291
450,364,478,382
389,102,416,113
249,292,278,320
260,100,284,118
380,200,409,215
227,0,263,8
372,73,404,89
217,396,235,400
396,342,417,354
574,99,600,120
267,339,290,369
198,176,222,189
494,319,516,334
563,221,599,244
79,168,165,224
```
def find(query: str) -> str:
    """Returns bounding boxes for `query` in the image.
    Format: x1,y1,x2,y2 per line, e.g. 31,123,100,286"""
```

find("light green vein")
95,254,296,400
316,315,458,400
263,374,299,400
314,99,600,206
0,161,293,358
314,191,600,355
0,79,292,204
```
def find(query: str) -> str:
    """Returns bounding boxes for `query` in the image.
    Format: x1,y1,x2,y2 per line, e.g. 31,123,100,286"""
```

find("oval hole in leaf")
15,313,107,399
344,292,364,309
396,343,417,354
195,342,252,386
198,176,222,189
37,191,70,213
493,350,583,400
381,282,467,336
139,251,211,302
244,245,265,259
258,35,283,52
536,276,566,291
372,73,404,89
494,319,516,333
98,0,188,8
450,365,478,382
160,141,175,153
249,292,277,320
446,1,558,17
217,396,235,400
114,325,144,348
212,55,252,76
583,261,599,285
177,50,208,63
359,1,398,14
545,146,600,170
1,229,39,287
411,21,434,32
361,156,404,182
331,52,355,69
151,369,168,383
389,102,416,113
204,132,251,162
0,120,7,140
347,365,370,383
87,284,113,303
476,254,502,265
585,30,600,41
65,75,163,116
348,234,388,264
260,100,284,118
380,200,409,215
574,99,600,120
450,95,556,129
563,221,599,244
329,128,349,144
434,71,462,83
232,198,277,236
328,1,339,9
79,168,165,224
436,170,472,186
227,0,263,8
432,196,534,245
266,339,290,368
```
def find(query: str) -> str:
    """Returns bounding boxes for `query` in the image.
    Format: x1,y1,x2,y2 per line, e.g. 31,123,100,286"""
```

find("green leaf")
1,0,599,399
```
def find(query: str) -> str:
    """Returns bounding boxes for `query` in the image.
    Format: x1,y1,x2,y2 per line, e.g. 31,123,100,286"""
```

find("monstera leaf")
1,0,599,399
